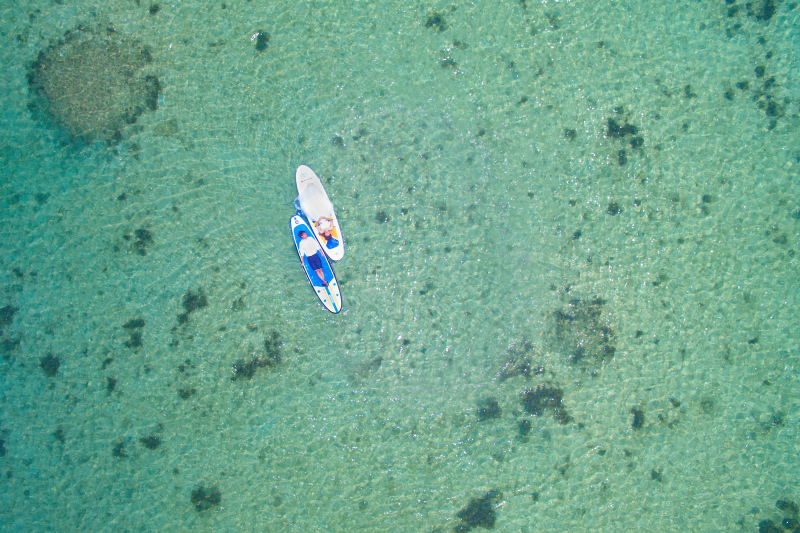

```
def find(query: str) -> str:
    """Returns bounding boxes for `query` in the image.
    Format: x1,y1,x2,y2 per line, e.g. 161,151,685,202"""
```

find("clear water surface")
0,0,798,531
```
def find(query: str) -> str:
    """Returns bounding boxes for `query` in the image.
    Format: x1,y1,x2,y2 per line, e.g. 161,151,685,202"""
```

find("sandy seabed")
0,0,798,531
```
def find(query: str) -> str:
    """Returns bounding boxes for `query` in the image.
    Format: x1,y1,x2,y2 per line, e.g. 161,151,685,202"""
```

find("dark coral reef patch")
190,485,221,511
231,330,283,381
549,296,616,367
40,353,61,377
28,24,160,143
454,489,501,531
520,385,571,424
178,289,208,324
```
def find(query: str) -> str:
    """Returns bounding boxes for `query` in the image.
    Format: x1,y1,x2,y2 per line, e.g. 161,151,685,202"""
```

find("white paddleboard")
295,165,345,261
290,215,342,313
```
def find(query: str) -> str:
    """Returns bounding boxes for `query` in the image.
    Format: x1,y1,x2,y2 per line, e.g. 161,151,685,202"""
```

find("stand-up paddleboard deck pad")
296,165,345,261
290,215,342,313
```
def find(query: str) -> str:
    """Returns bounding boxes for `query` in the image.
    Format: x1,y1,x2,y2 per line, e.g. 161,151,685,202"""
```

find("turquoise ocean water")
1,0,798,531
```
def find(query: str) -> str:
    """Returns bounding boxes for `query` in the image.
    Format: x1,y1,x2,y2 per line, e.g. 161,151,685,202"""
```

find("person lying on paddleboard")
315,216,339,249
297,230,328,286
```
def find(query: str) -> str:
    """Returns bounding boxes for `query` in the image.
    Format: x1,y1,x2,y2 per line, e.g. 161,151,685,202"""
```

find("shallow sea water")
1,0,799,531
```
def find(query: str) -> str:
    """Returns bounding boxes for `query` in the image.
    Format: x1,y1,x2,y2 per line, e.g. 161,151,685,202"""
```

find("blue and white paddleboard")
296,165,345,261
290,215,342,313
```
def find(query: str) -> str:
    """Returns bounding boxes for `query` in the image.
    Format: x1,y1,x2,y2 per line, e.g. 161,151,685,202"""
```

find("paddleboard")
295,165,345,261
290,215,342,313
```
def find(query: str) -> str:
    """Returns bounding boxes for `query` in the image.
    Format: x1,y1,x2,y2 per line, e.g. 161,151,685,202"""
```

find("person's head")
298,230,308,239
